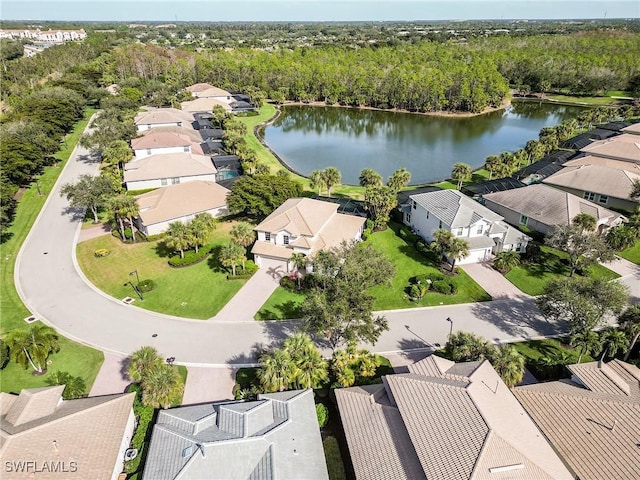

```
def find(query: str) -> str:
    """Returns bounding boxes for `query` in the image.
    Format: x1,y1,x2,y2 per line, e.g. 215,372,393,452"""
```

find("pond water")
263,102,586,185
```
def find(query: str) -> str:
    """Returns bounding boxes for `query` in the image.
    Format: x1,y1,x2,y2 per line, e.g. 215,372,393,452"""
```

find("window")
183,146,190,152
598,194,609,205
283,235,290,245
265,232,271,241
412,201,416,210
476,224,483,234
455,228,463,236
583,192,596,201
519,215,528,226
171,177,180,185
406,213,411,223
161,178,168,186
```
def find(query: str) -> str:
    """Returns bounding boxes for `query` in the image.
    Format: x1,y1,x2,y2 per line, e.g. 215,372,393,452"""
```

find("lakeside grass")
76,220,248,319
0,109,104,395
545,93,625,106
505,245,620,296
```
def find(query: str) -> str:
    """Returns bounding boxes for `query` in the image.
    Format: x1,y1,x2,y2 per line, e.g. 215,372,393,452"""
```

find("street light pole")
128,270,143,300
446,317,453,339
129,269,140,286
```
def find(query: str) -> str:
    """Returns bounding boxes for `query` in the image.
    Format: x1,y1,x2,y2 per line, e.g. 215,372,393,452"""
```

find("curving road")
15,124,639,367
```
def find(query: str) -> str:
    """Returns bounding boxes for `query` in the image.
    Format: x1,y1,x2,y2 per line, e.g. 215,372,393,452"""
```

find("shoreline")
275,97,512,118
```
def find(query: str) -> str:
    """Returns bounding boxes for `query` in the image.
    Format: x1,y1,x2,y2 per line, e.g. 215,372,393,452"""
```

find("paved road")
15,126,639,367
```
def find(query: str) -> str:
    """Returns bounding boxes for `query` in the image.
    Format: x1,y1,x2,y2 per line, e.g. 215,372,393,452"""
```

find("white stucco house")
404,189,530,264
131,127,205,160
135,181,230,236
185,83,234,102
251,198,367,274
134,108,195,132
124,152,218,191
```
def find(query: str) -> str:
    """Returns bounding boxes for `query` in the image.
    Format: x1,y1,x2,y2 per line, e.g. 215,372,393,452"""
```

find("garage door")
257,255,289,279
457,248,490,265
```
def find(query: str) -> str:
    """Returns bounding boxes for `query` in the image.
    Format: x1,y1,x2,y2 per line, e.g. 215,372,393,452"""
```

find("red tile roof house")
335,356,574,480
1,386,135,480
251,198,366,275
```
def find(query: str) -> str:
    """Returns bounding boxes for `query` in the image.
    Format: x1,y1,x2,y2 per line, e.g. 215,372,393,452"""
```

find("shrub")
137,279,156,293
94,248,110,257
0,339,9,370
316,403,329,428
168,245,212,267
411,272,444,285
302,273,321,290
432,280,455,295
361,228,372,240
415,240,430,256
279,276,296,290
146,233,166,242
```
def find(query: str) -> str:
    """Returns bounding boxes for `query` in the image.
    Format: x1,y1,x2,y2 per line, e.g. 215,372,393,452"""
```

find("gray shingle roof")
142,389,328,480
410,190,502,228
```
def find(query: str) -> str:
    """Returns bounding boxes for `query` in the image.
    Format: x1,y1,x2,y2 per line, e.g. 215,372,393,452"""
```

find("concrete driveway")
460,262,529,300
211,268,280,322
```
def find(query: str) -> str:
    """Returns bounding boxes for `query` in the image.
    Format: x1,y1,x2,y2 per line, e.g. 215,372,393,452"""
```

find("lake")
263,102,586,185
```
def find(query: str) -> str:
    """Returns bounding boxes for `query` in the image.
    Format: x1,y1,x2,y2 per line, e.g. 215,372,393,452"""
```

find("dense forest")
1,25,639,237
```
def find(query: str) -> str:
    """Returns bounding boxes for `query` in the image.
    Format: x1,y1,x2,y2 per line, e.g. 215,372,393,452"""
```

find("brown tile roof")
196,86,233,98
134,107,194,126
621,122,640,135
1,387,134,480
514,365,640,480
568,359,640,399
136,181,229,226
579,133,640,162
131,131,191,149
251,241,294,260
543,164,640,200
255,198,339,237
484,183,626,228
185,82,215,93
138,125,204,144
564,155,640,173
124,153,216,183
337,358,573,480
181,97,231,113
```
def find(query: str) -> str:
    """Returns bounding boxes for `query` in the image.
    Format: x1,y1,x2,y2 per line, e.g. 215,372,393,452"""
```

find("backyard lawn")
0,109,104,395
76,220,249,319
255,222,491,320
618,241,640,265
505,244,620,296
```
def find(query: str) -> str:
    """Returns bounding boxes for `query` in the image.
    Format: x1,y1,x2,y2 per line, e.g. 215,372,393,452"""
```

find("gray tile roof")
336,357,573,480
143,389,328,480
410,190,503,228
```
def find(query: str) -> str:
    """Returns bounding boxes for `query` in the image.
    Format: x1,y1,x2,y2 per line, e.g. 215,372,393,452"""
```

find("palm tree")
630,179,640,199
190,213,216,254
451,163,472,190
309,169,326,195
219,242,244,276
46,371,86,399
359,168,382,188
128,346,162,383
445,331,492,362
386,168,411,193
599,328,629,360
570,329,602,364
289,252,307,286
572,213,597,233
321,167,342,197
6,325,59,374
283,334,328,389
484,155,501,180
102,140,132,172
448,237,469,272
493,250,521,273
165,221,194,259
230,222,255,269
258,349,296,392
619,305,640,361
110,194,140,242
489,345,525,387
142,363,184,409
606,226,637,251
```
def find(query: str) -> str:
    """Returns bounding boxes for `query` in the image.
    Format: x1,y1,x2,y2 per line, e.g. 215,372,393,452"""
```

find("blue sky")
1,1,638,22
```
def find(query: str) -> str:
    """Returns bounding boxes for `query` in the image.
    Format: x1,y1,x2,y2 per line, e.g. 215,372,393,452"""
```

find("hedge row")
168,245,213,267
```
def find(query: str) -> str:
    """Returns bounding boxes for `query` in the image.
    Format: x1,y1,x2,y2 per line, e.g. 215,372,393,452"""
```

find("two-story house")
134,108,195,132
404,190,529,264
251,198,367,274
131,127,205,160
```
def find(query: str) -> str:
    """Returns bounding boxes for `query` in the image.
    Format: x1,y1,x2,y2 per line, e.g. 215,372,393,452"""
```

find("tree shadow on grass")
521,248,569,279
207,245,227,273
469,297,569,340
153,240,174,258
255,300,303,321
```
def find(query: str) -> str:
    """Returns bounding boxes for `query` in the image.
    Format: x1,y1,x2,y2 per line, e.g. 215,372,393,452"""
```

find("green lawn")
505,245,620,296
545,94,623,106
511,337,594,380
0,109,104,395
323,436,347,480
256,222,490,319
76,221,249,319
618,241,640,265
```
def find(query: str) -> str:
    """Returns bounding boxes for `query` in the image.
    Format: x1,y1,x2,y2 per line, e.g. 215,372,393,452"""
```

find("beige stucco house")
124,152,218,191
131,127,205,160
251,198,366,274
134,108,195,132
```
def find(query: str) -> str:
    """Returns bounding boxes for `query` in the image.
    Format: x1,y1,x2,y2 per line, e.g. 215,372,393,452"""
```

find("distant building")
0,28,86,42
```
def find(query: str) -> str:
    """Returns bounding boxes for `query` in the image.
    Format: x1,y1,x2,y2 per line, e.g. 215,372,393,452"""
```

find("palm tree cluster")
606,207,640,252
218,222,256,276
5,324,59,374
165,212,216,258
110,193,140,242
309,167,341,197
361,167,411,230
127,346,184,409
431,229,470,272
46,370,86,399
331,342,380,387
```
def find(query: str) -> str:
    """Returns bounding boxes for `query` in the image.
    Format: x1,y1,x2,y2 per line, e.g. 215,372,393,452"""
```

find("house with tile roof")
134,108,195,132
335,356,574,480
405,189,530,264
142,389,328,480
578,133,640,163
620,121,640,136
514,359,640,480
482,184,626,235
135,181,230,236
251,197,366,274
131,127,206,160
0,386,135,480
543,163,640,212
563,154,640,173
124,153,218,191
181,97,232,114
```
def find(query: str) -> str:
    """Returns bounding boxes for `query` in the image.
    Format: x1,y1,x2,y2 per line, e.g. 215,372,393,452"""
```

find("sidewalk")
603,255,640,277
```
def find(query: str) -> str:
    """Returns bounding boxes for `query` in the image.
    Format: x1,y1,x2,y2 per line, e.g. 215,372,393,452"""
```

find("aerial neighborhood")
1,18,640,480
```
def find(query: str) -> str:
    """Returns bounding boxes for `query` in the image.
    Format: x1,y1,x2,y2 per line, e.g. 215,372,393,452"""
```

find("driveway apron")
460,262,530,300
